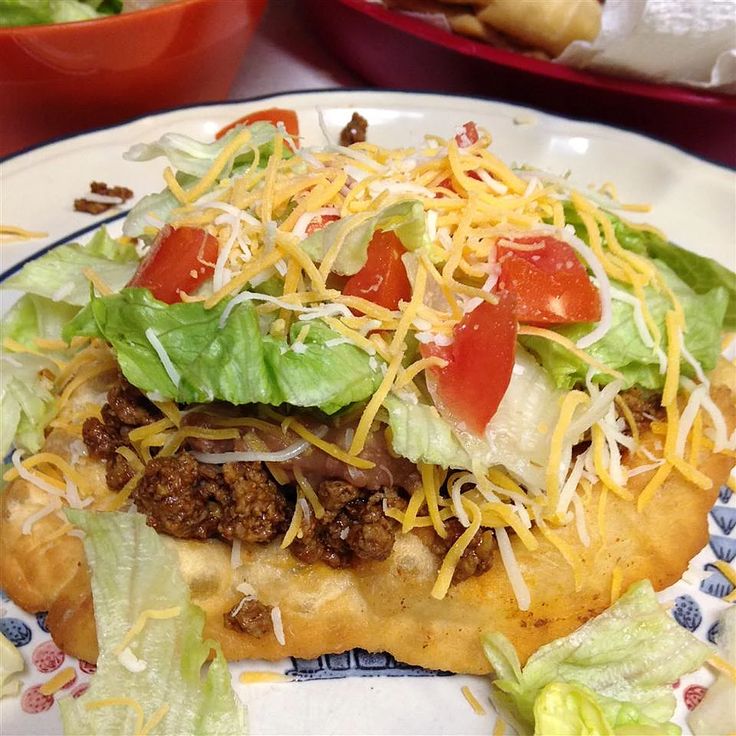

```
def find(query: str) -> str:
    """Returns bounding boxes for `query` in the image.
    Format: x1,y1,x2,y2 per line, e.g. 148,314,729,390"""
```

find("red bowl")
304,0,736,166
0,0,267,158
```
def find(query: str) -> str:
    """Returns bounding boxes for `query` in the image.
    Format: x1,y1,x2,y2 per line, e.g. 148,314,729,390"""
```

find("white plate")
1,90,734,736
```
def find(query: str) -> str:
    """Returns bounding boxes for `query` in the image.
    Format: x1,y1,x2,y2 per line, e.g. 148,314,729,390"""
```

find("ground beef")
74,181,133,214
338,112,368,146
106,377,161,426
224,599,272,637
218,462,289,544
133,453,220,539
424,519,495,584
105,453,135,491
290,482,397,568
317,479,362,511
82,417,123,461
90,181,133,200
619,387,665,425
131,453,289,544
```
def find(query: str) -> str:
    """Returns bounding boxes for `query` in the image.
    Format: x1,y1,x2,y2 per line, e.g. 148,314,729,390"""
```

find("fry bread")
1,362,734,674
475,0,601,56
385,0,601,56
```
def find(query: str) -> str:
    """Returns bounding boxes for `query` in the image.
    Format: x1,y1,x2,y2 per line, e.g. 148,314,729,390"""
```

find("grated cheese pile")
4,122,734,613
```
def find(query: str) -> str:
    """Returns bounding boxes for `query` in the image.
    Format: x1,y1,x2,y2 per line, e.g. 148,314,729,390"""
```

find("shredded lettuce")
483,580,713,736
0,631,24,697
2,294,79,348
0,231,130,455
122,123,286,238
523,263,728,390
610,217,736,331
64,287,383,413
301,200,428,275
0,0,121,26
0,352,57,458
0,228,139,307
123,122,281,178
383,394,470,468
60,510,244,735
533,682,680,736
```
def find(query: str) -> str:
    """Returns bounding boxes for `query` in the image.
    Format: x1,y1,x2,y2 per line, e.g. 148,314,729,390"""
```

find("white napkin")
557,0,736,94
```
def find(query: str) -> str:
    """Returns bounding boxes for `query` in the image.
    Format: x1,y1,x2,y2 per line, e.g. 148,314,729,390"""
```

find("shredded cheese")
461,685,487,716
84,697,145,735
270,605,286,646
431,499,481,599
712,560,736,602
114,607,182,655
239,672,291,684
39,667,76,695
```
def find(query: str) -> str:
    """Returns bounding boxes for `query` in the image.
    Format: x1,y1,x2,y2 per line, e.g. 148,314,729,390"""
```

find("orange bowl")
0,0,267,157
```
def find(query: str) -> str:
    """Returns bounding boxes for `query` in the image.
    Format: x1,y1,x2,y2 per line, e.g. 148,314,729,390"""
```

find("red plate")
304,0,736,166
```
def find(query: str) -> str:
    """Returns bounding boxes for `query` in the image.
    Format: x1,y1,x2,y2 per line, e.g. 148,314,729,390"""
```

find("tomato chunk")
128,226,218,304
423,293,517,434
497,236,602,325
216,108,299,144
305,213,340,235
455,121,479,148
343,230,412,312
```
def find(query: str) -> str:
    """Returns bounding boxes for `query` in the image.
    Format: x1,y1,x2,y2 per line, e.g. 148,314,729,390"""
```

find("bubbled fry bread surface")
1,362,734,674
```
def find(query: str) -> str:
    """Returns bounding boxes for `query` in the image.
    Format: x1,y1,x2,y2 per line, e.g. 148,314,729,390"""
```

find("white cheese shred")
271,606,286,646
495,527,531,611
144,328,181,389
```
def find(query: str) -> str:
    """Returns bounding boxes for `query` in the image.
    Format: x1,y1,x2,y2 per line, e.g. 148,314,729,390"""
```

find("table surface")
229,0,359,102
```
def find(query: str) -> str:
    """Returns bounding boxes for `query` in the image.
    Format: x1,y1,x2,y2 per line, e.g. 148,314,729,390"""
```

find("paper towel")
557,0,736,94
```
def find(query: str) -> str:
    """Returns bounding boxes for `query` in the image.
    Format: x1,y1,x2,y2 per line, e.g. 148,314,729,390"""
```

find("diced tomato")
343,230,412,312
128,226,218,304
215,108,299,144
438,169,481,196
455,121,479,148
422,292,517,435
305,213,340,235
497,236,601,325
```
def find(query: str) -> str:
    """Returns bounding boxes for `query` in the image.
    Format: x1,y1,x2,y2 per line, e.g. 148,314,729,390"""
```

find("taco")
1,113,734,675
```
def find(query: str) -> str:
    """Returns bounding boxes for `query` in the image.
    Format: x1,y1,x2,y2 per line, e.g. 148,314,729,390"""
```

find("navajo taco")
1,109,735,679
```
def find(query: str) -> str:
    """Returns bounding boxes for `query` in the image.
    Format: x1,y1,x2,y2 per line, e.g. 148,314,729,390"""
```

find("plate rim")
2,87,734,173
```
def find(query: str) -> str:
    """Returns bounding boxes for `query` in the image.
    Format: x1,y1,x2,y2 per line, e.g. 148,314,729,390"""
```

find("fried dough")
1,363,734,674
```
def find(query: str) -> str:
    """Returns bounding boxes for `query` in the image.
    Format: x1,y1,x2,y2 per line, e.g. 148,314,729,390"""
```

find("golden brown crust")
1,364,734,674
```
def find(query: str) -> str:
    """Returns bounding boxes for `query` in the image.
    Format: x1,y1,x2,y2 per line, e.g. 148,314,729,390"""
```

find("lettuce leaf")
483,580,712,736
0,0,119,26
64,288,383,414
522,263,728,390
383,394,470,468
0,231,122,455
533,682,679,736
301,200,428,275
611,218,736,330
2,294,79,348
0,631,24,697
122,123,285,237
60,510,244,735
0,228,139,307
123,122,281,178
0,352,57,458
